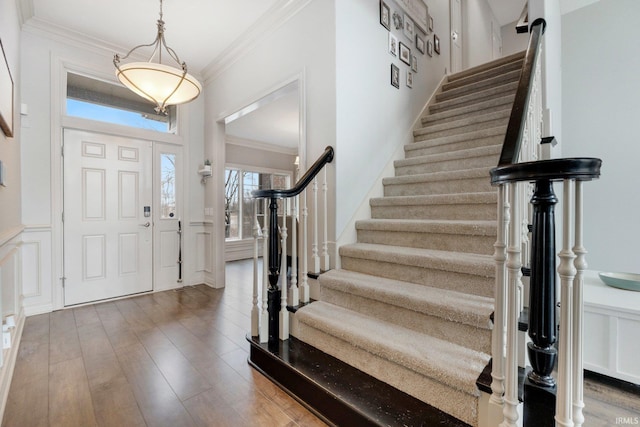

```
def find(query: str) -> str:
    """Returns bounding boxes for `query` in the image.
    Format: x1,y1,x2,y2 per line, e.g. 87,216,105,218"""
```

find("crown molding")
21,17,205,82
202,0,313,83
16,0,34,27
226,135,297,156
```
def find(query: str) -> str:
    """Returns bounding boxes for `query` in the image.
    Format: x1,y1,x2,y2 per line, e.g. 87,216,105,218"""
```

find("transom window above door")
66,72,177,133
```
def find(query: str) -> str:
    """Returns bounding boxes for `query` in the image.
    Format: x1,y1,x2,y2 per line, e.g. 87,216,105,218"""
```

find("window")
160,153,176,218
224,167,291,240
66,72,177,133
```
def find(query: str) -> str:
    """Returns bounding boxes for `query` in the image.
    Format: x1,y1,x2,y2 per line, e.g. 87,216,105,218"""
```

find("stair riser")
384,177,493,197
417,109,511,135
320,287,492,353
340,256,494,298
293,323,480,426
430,82,518,114
443,60,523,90
437,71,520,102
371,203,497,221
447,51,524,82
422,99,514,127
356,229,495,255
414,118,509,142
406,135,504,158
395,154,498,176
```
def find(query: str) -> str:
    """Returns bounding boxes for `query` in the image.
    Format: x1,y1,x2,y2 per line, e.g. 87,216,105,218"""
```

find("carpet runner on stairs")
291,51,525,426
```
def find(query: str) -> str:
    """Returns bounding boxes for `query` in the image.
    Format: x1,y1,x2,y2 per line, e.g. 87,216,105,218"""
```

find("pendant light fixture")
114,0,201,114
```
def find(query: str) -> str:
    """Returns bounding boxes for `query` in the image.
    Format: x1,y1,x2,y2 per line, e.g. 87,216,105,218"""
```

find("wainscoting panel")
21,227,53,315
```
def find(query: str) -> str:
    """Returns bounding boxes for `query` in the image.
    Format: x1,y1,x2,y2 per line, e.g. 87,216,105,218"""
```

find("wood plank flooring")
2,259,639,426
2,261,327,427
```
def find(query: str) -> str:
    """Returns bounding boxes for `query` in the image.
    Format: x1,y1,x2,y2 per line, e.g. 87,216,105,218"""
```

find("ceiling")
19,0,525,150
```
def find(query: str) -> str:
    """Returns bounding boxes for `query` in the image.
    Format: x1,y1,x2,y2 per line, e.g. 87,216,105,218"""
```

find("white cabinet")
583,271,640,385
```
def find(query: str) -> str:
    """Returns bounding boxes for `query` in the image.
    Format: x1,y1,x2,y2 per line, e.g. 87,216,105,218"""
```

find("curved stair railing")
489,18,602,427
251,146,334,345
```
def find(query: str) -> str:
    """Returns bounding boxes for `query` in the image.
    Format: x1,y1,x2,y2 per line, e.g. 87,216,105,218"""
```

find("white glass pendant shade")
116,62,201,109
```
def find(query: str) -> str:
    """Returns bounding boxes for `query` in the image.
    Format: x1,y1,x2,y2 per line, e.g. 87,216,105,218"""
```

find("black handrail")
497,18,546,166
253,146,334,199
251,145,334,345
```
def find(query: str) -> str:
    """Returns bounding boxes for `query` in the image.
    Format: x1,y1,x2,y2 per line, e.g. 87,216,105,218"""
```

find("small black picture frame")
434,34,441,55
380,1,391,31
399,42,411,66
391,64,400,89
416,33,425,54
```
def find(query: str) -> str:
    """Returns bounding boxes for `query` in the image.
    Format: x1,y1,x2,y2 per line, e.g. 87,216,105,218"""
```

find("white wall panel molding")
20,228,53,315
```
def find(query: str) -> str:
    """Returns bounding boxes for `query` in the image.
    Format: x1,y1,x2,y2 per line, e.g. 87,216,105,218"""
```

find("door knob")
139,221,151,228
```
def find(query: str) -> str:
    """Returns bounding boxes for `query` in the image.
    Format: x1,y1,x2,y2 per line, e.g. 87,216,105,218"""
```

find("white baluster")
491,185,509,409
572,180,586,427
321,167,330,271
501,182,521,427
260,198,269,343
311,177,320,274
251,199,260,337
279,198,289,340
290,195,299,307
301,188,310,303
556,179,576,427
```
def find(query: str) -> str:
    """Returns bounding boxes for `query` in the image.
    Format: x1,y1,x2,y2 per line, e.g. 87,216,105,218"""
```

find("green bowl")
599,272,640,292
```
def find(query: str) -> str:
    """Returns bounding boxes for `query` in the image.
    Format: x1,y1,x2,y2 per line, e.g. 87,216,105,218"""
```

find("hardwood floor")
2,259,639,426
2,260,327,427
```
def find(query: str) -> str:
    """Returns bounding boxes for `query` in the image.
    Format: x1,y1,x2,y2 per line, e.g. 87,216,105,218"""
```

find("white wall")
561,0,640,273
0,0,22,233
501,20,529,57
203,0,336,287
335,0,451,239
463,0,501,69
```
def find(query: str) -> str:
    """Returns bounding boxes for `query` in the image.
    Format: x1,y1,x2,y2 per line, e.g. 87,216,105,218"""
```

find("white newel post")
251,200,260,337
260,198,269,343
572,181,586,427
300,188,310,303
501,183,522,427
290,195,299,307
311,177,320,274
556,179,576,427
321,167,330,271
279,198,290,340
491,184,509,415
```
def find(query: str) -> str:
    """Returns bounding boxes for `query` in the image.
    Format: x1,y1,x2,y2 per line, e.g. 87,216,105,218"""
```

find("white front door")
63,130,153,306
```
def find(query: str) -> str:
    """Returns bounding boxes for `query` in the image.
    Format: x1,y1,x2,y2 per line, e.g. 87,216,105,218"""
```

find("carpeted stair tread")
370,191,497,207
408,126,506,155
339,243,494,278
422,94,516,126
319,269,494,330
395,145,501,173
383,166,491,187
415,108,511,136
447,51,525,82
431,81,518,114
355,218,496,235
436,70,521,102
442,59,523,91
295,301,490,397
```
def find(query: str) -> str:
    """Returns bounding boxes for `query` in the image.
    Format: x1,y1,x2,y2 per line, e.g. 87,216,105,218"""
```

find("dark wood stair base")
247,335,470,427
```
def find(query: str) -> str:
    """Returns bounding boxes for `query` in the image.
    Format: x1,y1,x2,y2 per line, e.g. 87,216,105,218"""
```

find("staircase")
292,52,525,427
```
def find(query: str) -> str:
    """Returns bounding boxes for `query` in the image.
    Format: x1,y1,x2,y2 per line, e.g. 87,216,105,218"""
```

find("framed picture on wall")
391,64,400,89
428,15,434,33
416,33,425,54
434,34,441,55
0,39,14,138
399,42,411,66
411,55,418,72
403,14,415,41
389,33,398,57
380,1,391,31
427,39,433,57
407,71,413,88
